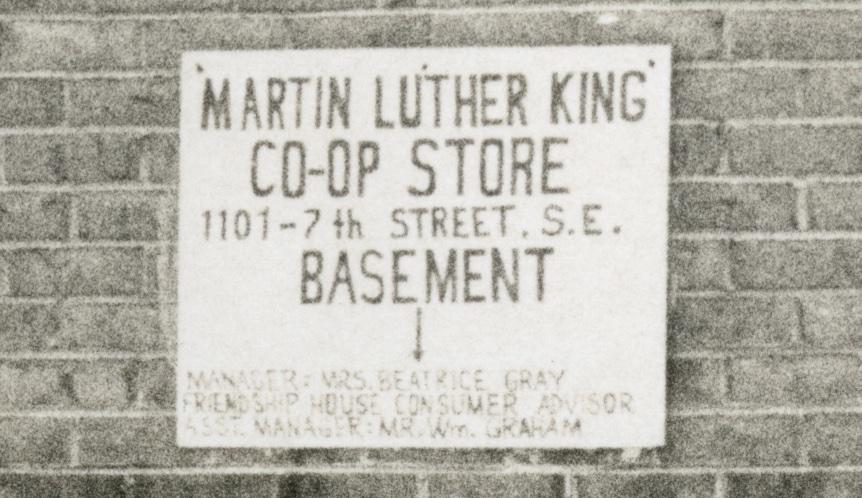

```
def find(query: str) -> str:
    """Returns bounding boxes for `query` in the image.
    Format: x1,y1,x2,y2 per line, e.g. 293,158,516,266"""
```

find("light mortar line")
0,126,176,136
678,60,862,70
671,232,862,241
0,59,861,80
4,2,862,21
677,289,862,299
794,180,810,232
673,177,862,184
0,184,175,193
0,352,169,361
0,240,173,250
672,350,862,359
714,473,728,498
2,465,862,477
0,296,159,305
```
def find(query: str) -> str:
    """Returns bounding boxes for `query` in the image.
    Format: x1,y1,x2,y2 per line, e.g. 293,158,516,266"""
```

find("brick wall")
0,1,860,497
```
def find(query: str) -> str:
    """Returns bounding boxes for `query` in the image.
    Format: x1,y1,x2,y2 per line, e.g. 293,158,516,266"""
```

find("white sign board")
177,46,670,448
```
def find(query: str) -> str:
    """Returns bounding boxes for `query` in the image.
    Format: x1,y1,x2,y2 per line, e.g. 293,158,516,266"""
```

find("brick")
727,473,862,498
0,304,58,352
78,416,184,466
0,476,64,498
801,294,862,347
72,361,132,410
667,359,724,409
431,12,578,47
0,418,70,465
669,182,797,232
730,240,862,290
0,79,63,127
0,20,140,71
238,0,376,11
0,193,69,241
367,448,507,465
670,124,722,176
804,414,862,466
809,183,862,230
578,474,714,498
428,474,563,498
3,248,153,297
729,355,862,405
0,362,72,409
673,68,862,119
286,14,432,48
56,303,163,352
669,296,798,351
661,415,801,466
135,360,174,409
93,0,233,12
2,134,162,184
0,0,90,13
140,18,290,69
728,125,862,176
669,240,731,290
732,11,862,60
65,477,128,498
127,475,277,497
2,135,68,184
279,474,416,498
430,11,722,60
67,78,179,127
138,133,178,184
77,193,162,241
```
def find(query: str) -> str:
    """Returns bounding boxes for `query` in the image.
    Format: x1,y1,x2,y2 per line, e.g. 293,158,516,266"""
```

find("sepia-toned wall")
1,1,862,496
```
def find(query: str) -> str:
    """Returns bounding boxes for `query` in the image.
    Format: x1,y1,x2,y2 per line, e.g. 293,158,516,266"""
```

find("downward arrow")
412,307,424,362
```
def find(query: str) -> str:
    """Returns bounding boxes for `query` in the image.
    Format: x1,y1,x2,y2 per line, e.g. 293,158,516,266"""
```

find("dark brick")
729,355,862,405
670,124,722,176
731,240,862,290
65,477,128,498
78,416,183,467
661,415,801,466
727,473,862,498
731,11,862,60
430,11,722,60
57,303,162,352
68,78,179,127
77,193,162,241
140,18,290,68
670,240,731,290
669,296,798,351
0,79,63,127
0,476,64,498
0,304,59,352
0,193,68,241
279,474,416,498
2,135,69,184
71,361,133,410
0,362,72,409
809,183,862,230
673,68,862,119
0,418,70,465
579,474,714,498
135,360,174,409
668,359,724,409
127,475,277,497
428,474,564,498
93,0,233,12
669,183,797,232
801,294,862,347
286,14,432,48
3,248,153,297
804,414,862,466
728,125,862,176
0,20,141,71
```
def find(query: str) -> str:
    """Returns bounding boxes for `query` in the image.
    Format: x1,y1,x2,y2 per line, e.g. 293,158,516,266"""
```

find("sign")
177,46,670,448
